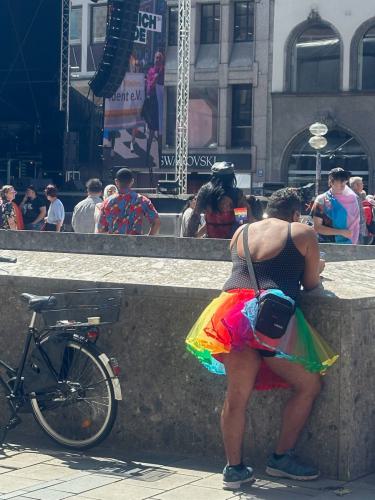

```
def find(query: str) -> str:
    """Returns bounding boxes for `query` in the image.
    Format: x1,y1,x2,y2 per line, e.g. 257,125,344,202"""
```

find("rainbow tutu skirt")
186,289,338,391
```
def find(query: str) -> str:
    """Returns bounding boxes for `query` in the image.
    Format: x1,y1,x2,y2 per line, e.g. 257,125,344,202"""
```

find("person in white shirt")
72,179,103,233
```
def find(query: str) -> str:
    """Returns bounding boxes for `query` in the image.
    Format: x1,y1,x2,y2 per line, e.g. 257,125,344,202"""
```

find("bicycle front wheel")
31,341,117,450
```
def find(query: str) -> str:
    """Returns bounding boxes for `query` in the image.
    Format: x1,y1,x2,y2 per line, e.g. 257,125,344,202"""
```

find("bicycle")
0,287,123,450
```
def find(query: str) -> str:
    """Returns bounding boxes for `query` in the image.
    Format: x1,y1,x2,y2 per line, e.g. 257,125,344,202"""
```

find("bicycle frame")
0,312,37,395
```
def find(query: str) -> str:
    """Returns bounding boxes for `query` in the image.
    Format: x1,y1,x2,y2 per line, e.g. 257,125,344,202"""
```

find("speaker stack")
89,0,140,98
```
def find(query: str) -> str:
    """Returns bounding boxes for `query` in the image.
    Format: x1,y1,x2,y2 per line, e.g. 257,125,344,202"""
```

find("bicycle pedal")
7,415,21,430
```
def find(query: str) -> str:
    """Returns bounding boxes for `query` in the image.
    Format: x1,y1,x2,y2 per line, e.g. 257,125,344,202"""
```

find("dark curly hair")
266,188,302,221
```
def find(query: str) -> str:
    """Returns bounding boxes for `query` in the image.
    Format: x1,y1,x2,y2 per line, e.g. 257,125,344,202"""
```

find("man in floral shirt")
97,168,160,235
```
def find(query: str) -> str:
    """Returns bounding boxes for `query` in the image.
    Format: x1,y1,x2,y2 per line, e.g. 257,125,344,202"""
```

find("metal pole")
175,0,191,195
315,151,321,197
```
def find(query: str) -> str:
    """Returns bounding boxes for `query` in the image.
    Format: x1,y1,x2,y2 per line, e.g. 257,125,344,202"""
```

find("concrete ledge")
1,229,375,262
0,250,374,480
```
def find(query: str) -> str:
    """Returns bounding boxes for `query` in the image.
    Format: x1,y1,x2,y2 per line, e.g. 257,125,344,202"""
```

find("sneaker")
266,450,319,481
222,464,254,490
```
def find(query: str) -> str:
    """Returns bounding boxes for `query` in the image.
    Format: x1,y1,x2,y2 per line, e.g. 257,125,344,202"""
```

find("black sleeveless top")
222,223,305,301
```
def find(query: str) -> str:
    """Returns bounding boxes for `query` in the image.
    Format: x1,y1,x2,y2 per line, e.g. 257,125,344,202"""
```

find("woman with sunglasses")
0,185,23,230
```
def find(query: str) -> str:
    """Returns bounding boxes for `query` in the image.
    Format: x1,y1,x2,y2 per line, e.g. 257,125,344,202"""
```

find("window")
234,1,254,42
91,4,108,44
166,87,218,148
286,129,368,187
293,25,340,93
360,26,375,90
70,7,82,44
231,85,252,148
200,4,220,44
168,6,178,46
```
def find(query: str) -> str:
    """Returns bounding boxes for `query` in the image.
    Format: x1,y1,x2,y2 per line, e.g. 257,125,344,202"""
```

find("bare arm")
186,189,205,237
313,216,352,239
196,223,206,238
148,217,161,235
301,227,322,290
32,206,46,224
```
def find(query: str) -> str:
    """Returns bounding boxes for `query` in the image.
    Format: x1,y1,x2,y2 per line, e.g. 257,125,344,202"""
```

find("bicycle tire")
30,340,118,450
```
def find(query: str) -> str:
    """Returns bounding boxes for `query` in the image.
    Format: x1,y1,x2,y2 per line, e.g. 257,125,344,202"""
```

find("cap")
211,161,235,176
328,167,351,180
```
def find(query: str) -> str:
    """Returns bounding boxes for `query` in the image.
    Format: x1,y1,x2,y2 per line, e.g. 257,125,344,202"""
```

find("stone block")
0,252,374,480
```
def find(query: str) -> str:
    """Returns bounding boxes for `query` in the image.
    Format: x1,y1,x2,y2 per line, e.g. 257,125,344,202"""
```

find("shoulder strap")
243,224,260,296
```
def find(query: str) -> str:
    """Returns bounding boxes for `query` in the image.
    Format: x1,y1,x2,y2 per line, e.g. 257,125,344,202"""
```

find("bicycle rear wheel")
30,341,117,450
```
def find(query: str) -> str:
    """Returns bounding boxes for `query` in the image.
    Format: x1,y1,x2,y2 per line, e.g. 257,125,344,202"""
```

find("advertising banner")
103,1,165,173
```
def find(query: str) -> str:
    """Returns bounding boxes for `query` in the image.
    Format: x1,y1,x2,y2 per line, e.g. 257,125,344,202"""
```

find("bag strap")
242,224,260,296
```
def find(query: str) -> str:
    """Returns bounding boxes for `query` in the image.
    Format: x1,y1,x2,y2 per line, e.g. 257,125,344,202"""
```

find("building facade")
270,0,375,192
69,0,273,190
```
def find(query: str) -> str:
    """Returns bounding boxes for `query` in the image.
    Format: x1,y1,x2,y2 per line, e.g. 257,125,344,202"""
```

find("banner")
103,1,165,172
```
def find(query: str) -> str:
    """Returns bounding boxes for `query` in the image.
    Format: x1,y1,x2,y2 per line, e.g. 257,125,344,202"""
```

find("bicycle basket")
40,288,123,328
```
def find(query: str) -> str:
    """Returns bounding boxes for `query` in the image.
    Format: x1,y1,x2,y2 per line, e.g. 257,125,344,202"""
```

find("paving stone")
0,467,14,474
124,472,201,490
254,474,346,492
80,480,161,500
22,490,72,500
0,477,43,494
168,457,223,474
147,484,237,500
49,474,122,494
0,453,52,469
5,464,87,481
0,494,28,500
155,465,216,479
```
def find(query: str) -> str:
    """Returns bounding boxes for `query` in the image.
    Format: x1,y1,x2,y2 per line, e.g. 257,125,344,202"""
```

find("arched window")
360,26,375,90
286,129,368,188
292,25,340,93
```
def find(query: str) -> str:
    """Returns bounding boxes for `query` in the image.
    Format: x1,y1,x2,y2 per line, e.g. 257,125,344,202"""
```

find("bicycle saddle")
21,293,57,312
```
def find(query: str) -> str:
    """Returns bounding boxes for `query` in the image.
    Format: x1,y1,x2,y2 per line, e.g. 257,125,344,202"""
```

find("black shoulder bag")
242,224,295,339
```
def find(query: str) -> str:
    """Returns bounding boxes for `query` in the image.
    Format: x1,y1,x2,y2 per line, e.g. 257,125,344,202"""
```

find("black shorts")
258,349,276,357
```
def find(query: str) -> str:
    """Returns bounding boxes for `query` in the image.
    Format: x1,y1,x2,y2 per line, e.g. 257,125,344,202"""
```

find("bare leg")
264,357,321,454
157,134,162,168
146,129,155,167
221,348,261,465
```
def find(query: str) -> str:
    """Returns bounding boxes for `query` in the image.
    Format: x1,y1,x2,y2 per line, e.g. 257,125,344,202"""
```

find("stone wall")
0,250,374,480
0,229,375,263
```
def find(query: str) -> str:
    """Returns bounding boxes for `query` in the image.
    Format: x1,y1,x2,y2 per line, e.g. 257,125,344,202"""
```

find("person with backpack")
363,195,375,245
187,162,248,239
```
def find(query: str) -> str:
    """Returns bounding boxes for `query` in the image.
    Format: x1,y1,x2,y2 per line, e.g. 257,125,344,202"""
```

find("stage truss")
60,0,70,132
175,0,191,194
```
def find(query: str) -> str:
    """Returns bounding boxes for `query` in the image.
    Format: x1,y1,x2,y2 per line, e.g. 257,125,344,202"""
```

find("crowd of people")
0,184,65,232
0,164,374,244
0,163,370,489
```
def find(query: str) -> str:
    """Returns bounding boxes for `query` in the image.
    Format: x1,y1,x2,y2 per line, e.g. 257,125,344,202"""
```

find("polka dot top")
222,223,305,301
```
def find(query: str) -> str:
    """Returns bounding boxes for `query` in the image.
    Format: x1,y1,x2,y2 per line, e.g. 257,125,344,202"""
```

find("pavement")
0,439,375,500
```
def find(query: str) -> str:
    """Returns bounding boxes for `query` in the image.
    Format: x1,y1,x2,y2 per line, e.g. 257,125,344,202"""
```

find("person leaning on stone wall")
0,185,20,230
72,178,103,233
20,185,47,231
349,176,370,244
96,168,160,236
180,195,206,237
186,188,337,489
43,185,65,232
310,168,359,244
187,162,249,239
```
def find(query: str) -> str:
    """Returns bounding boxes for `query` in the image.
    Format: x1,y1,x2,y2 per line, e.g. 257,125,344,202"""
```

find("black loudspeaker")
157,180,180,195
89,0,140,98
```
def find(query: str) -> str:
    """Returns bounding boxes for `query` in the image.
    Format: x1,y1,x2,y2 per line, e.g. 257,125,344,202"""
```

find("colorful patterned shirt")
97,189,159,235
0,199,16,230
